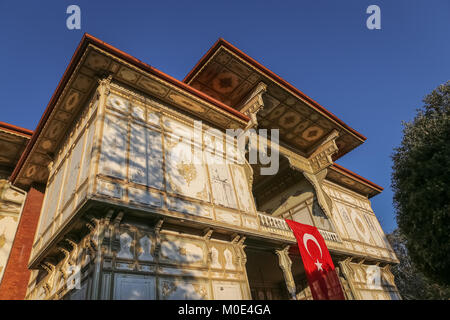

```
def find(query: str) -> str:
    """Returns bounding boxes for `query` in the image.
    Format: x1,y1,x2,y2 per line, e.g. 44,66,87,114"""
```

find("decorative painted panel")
98,113,127,179
117,232,134,259
334,201,360,242
311,200,333,231
230,164,255,213
291,206,314,226
107,93,130,114
62,130,85,206
131,101,146,123
212,281,243,300
160,235,205,265
159,278,210,300
78,120,95,185
208,162,238,210
97,179,123,199
165,138,210,202
128,186,162,207
40,161,66,237
129,123,163,189
242,215,259,230
324,181,397,261
165,196,213,218
215,208,241,226
113,274,156,300
371,215,394,251
340,261,401,300
348,207,374,244
330,205,349,239
137,235,153,262
163,117,194,141
363,214,385,248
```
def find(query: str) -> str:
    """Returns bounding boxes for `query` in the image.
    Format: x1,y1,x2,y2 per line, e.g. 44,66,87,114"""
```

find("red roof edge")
85,34,249,122
183,38,225,83
0,121,33,137
10,33,250,185
184,38,367,142
331,163,383,192
10,33,89,185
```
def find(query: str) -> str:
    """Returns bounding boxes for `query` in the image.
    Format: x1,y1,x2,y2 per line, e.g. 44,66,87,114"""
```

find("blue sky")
1,1,449,233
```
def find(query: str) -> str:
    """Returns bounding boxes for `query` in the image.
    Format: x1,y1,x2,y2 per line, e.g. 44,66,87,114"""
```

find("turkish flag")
286,219,345,300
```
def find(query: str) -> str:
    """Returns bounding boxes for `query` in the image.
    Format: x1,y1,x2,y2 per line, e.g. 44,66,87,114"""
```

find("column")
275,246,297,300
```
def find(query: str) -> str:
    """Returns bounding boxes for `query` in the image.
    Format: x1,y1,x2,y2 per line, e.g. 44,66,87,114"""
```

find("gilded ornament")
177,162,197,185
0,233,5,248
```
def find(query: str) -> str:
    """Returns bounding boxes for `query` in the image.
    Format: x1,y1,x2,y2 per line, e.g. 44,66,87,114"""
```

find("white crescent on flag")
303,233,323,259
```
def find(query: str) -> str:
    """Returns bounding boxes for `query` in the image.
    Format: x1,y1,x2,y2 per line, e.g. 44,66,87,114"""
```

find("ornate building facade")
0,34,400,300
0,122,32,291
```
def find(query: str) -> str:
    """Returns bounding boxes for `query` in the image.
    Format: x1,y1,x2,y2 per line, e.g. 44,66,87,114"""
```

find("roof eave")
184,38,367,143
0,121,33,137
10,34,250,185
330,163,383,197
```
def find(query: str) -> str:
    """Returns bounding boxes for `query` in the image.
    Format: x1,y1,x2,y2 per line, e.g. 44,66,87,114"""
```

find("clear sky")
1,1,449,233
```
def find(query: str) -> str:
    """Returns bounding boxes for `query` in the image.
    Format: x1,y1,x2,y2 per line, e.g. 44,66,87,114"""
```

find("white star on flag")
314,259,323,271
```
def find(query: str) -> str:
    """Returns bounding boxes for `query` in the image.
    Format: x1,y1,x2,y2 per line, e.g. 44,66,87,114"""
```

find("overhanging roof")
184,38,366,159
0,122,32,179
327,163,383,198
10,34,250,189
9,34,382,195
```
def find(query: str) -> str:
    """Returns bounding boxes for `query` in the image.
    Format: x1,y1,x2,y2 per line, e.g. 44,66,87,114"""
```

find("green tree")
391,81,450,286
387,229,450,299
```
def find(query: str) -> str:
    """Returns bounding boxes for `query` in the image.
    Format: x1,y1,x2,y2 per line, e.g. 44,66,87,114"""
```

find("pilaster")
275,246,297,300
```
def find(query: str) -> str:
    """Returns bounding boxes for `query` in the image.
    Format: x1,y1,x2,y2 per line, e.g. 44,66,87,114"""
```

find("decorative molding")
153,219,164,258
239,82,267,130
308,130,339,174
275,245,297,300
203,228,213,240
303,169,335,222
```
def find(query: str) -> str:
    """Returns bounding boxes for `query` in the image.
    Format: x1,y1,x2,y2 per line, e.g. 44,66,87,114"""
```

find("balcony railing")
257,211,341,243
258,212,296,239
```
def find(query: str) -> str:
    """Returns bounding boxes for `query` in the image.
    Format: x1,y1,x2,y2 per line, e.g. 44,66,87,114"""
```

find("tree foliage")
391,81,450,285
387,229,450,299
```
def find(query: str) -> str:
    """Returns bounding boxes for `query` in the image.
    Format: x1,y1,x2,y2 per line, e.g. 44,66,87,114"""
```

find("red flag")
286,219,345,300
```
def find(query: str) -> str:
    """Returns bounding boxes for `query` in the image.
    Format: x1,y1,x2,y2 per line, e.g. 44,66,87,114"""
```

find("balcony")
257,211,341,243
